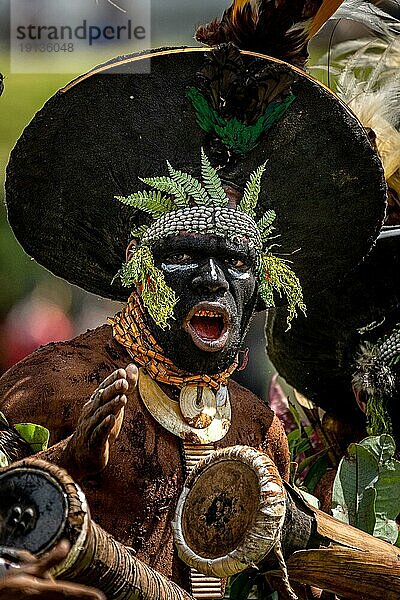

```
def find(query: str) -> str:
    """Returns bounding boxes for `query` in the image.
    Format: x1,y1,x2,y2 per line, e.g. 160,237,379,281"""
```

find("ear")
352,384,367,414
126,239,139,262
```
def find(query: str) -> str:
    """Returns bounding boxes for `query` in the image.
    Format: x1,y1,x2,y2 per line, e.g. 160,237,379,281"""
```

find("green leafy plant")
332,434,400,545
0,411,50,466
14,423,50,453
285,399,330,505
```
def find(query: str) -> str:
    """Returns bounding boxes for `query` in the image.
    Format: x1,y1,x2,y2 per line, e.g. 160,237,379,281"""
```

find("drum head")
182,459,260,559
173,445,286,577
0,467,67,555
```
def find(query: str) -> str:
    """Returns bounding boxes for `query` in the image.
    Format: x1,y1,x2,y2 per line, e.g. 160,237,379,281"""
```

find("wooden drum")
173,445,286,578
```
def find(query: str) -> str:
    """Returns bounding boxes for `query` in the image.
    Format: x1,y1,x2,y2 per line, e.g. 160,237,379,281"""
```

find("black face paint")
146,234,258,375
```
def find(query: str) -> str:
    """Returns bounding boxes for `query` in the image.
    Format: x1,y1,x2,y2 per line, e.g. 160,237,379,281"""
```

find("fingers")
125,363,138,387
91,414,116,449
90,395,127,437
28,541,70,578
88,372,128,414
0,575,105,599
100,378,128,404
97,368,127,392
90,368,126,402
87,365,137,415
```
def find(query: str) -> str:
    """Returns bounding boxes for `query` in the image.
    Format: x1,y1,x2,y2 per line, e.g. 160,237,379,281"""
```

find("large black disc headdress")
6,46,386,307
267,226,400,425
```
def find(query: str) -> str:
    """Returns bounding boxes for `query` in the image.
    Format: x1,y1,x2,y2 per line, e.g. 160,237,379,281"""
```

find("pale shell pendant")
179,385,217,429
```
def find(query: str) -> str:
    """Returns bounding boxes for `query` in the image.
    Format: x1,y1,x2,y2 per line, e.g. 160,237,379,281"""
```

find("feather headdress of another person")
314,33,400,223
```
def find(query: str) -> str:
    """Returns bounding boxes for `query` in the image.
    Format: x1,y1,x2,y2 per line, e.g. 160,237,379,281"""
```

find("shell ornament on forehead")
115,149,305,330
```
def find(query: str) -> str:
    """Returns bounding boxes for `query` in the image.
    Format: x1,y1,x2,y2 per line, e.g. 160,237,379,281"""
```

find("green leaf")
0,411,9,427
287,428,301,447
229,573,257,600
115,190,175,217
287,426,313,460
257,210,276,241
291,436,312,460
14,423,50,453
288,402,302,430
200,149,229,206
332,436,400,544
360,434,396,465
363,436,400,544
297,447,330,477
332,443,379,533
303,454,329,494
118,245,177,329
239,162,267,218
297,488,321,509
166,161,211,206
258,253,306,329
130,224,149,240
290,461,299,485
138,177,188,207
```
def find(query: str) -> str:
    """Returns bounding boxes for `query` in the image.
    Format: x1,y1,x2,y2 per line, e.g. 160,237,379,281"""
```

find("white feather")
334,38,400,188
331,0,400,39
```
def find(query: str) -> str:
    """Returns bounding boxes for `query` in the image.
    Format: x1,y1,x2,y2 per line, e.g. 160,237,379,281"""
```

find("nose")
191,259,229,294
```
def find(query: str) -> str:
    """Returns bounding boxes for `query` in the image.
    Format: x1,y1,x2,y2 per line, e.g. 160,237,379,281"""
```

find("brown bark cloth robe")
0,323,290,593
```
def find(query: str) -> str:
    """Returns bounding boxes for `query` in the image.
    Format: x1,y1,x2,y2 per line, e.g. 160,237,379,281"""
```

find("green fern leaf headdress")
114,150,305,329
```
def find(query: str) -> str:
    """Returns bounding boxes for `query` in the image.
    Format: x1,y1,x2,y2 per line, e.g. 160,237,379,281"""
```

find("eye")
164,253,193,265
225,257,248,269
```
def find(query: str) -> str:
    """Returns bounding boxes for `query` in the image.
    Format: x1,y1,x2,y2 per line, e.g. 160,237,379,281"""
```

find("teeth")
194,310,221,318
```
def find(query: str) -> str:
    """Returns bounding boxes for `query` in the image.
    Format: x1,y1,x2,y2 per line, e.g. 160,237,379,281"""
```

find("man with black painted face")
0,171,295,597
150,234,258,376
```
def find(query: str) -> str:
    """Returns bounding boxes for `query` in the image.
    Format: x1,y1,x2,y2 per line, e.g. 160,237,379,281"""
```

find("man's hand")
0,540,104,599
65,364,138,479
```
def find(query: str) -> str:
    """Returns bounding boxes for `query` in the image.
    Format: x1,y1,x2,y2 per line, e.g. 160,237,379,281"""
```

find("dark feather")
196,0,345,68
0,74,4,97
197,44,297,124
0,422,33,464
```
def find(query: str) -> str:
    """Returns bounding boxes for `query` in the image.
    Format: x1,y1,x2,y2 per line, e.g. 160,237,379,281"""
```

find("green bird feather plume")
186,87,225,134
187,87,295,155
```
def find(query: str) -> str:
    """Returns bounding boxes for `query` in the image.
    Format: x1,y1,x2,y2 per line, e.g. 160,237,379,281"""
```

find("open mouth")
183,302,230,352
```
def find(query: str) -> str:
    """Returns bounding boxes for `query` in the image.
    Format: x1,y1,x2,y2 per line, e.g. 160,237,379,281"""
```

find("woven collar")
108,292,238,390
